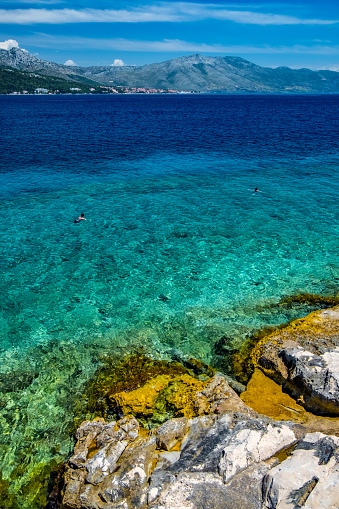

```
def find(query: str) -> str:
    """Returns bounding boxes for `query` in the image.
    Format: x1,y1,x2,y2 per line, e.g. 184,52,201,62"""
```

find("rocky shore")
56,305,339,508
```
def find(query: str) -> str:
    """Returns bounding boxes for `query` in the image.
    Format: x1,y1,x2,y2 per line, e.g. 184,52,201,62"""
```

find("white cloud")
0,38,20,50
0,3,338,25
319,65,339,71
111,58,124,66
13,34,339,56
64,59,77,66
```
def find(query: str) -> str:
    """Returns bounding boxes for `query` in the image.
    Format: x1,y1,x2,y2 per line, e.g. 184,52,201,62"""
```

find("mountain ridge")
1,47,339,93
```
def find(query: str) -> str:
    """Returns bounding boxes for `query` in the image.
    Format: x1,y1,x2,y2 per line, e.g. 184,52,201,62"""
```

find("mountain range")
1,47,339,93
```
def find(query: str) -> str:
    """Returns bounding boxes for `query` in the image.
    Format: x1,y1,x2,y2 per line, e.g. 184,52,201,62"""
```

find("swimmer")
74,213,86,223
247,187,262,193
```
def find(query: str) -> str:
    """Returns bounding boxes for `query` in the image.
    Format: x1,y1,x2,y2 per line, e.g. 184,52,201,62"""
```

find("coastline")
58,302,339,508
1,298,339,507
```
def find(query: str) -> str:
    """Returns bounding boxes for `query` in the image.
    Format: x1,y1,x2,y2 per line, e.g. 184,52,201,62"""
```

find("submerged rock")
111,373,207,424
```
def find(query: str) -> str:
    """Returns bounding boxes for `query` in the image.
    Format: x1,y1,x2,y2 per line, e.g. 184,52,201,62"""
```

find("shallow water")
0,94,339,506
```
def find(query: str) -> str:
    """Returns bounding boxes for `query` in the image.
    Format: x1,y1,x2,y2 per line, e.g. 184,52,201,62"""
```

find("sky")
1,0,339,69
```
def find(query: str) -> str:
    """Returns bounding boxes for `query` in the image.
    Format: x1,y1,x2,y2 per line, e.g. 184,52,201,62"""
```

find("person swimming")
74,213,86,223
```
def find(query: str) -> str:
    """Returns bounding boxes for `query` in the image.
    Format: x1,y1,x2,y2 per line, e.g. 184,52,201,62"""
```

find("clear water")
0,94,339,506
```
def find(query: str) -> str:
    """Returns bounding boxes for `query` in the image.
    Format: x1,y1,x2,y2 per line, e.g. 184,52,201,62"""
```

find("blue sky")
1,0,339,69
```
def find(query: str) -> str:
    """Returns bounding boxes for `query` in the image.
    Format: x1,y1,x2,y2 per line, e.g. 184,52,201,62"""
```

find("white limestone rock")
262,432,339,508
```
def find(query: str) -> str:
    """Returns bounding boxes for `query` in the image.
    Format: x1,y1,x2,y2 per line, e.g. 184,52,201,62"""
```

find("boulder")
241,368,339,435
156,417,188,451
262,432,339,508
149,461,278,509
251,306,339,415
165,414,303,482
62,415,154,509
194,375,255,417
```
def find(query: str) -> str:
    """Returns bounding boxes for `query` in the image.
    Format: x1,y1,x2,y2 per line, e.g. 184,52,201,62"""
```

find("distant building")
35,88,48,94
70,87,81,91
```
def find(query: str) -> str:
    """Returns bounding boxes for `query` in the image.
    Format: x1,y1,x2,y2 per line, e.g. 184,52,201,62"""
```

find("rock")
262,432,339,508
280,345,339,415
149,461,278,509
194,375,256,417
217,419,300,483
148,413,304,508
163,413,300,483
156,417,188,451
110,373,208,424
241,368,339,434
62,416,154,509
98,435,157,508
215,371,246,394
157,451,181,466
251,305,339,415
65,374,339,509
148,470,176,505
69,418,114,469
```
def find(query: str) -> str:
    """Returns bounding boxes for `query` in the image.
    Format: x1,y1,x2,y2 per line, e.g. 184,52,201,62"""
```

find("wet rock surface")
241,368,339,435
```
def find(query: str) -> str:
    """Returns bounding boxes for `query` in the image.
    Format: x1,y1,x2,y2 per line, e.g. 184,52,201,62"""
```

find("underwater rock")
250,306,339,415
110,373,208,425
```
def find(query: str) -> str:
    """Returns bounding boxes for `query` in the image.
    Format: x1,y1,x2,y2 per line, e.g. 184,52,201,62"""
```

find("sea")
0,93,339,507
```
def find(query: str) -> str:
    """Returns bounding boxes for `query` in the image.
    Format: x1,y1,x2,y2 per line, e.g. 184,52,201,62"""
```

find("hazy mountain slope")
1,48,339,93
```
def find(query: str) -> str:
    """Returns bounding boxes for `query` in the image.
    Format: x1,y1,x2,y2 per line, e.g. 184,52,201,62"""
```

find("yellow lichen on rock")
159,374,207,418
250,304,339,368
240,368,305,422
112,374,171,416
111,373,207,421
241,368,339,435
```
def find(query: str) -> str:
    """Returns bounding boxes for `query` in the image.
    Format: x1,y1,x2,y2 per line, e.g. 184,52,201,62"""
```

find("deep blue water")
0,94,339,506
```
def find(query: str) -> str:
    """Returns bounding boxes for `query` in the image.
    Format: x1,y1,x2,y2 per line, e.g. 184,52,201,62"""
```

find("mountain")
0,47,83,81
1,47,339,93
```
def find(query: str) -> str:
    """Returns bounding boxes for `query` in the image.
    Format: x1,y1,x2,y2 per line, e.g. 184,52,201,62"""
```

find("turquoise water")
0,94,339,506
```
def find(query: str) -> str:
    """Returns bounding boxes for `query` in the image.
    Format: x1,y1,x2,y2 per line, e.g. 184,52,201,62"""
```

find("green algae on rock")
77,354,216,428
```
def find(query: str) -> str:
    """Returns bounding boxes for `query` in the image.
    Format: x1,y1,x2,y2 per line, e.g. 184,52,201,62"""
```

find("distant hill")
1,47,339,93
0,66,102,94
